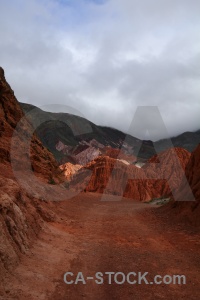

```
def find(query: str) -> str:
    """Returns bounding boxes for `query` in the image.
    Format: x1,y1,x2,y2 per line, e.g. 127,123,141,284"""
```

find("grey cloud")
0,0,200,140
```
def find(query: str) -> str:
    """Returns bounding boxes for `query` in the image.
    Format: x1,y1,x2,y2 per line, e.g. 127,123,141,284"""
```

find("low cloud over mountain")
1,0,200,139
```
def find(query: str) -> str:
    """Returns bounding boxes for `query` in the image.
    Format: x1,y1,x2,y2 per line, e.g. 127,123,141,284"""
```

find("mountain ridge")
20,102,200,163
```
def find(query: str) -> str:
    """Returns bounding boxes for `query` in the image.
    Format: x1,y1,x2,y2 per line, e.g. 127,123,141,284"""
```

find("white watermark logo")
63,271,186,285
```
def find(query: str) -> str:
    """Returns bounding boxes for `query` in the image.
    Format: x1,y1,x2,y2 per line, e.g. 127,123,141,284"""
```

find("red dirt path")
2,193,200,300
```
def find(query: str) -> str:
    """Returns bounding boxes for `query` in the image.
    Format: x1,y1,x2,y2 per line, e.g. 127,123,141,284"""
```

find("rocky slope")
56,139,104,165
167,144,200,225
155,131,200,153
142,147,191,199
0,68,62,182
183,144,200,203
71,147,191,202
20,102,200,164
101,147,137,163
0,67,63,296
19,102,157,162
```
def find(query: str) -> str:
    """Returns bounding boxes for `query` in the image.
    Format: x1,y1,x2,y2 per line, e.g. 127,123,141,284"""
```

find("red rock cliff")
72,147,191,202
0,67,63,294
168,144,200,225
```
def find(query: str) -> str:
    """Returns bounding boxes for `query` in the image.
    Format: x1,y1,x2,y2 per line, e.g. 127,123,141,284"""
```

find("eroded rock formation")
59,162,82,180
168,144,200,225
71,147,191,202
0,67,63,294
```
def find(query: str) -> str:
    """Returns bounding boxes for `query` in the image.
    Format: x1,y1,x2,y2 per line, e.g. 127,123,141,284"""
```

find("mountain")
20,102,200,164
155,131,200,153
19,102,157,162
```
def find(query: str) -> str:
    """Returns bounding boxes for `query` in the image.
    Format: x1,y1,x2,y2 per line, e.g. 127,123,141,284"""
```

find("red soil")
1,193,200,300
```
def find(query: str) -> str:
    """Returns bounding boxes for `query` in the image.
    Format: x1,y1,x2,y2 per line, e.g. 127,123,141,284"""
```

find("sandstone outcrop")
59,162,82,180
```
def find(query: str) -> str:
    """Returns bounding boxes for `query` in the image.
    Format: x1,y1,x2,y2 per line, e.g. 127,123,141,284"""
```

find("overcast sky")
0,0,200,140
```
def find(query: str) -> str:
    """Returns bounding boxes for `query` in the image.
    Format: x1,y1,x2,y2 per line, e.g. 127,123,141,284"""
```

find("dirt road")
3,193,200,299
